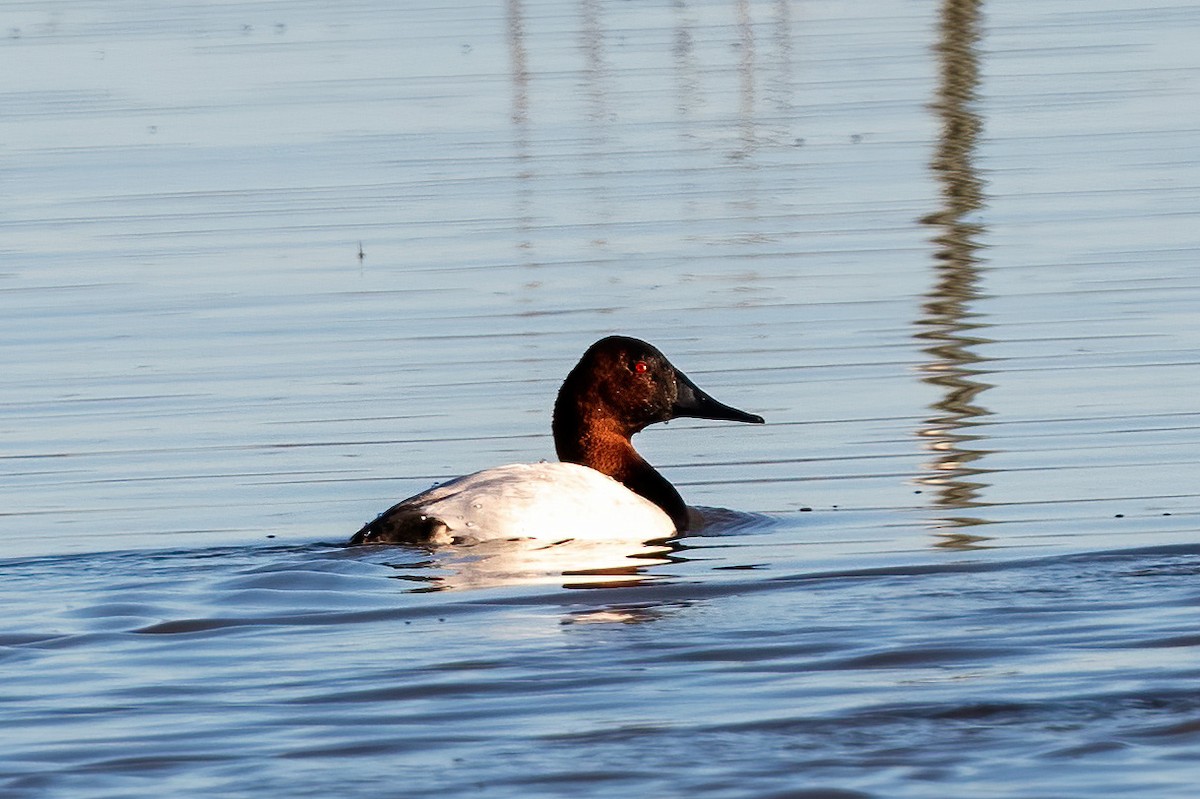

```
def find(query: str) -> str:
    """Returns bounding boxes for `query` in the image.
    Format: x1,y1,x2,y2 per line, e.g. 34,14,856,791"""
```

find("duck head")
553,336,764,442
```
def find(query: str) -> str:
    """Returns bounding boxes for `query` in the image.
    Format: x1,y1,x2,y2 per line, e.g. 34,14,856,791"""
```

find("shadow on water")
916,0,996,549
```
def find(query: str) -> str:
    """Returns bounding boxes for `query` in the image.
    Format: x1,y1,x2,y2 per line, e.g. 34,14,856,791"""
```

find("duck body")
351,336,763,546
350,462,675,546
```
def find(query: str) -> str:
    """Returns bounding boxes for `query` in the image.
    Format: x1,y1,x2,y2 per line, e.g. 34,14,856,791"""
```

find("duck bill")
672,370,765,424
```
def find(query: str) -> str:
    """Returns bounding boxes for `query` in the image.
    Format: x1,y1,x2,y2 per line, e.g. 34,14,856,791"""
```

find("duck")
349,336,764,545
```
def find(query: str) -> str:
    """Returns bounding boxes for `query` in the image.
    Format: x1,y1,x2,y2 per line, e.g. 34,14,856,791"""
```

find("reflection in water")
376,509,769,594
579,0,614,245
735,0,757,156
767,0,796,127
386,537,676,591
506,1,799,251
916,0,994,547
563,602,683,625
671,0,700,120
506,0,535,253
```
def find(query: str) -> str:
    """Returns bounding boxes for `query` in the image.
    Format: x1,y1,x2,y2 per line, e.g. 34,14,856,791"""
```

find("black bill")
671,369,765,424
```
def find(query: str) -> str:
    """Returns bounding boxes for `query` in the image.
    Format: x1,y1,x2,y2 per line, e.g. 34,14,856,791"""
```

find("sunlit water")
3,1,1200,797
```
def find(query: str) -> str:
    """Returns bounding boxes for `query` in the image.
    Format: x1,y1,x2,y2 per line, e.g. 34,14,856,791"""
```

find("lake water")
3,0,1200,796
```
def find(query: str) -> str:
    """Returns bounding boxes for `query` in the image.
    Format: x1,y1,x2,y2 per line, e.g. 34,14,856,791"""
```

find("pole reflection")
506,0,535,255
916,0,994,548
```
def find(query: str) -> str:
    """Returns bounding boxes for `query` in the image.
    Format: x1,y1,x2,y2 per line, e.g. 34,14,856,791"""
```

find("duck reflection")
916,0,995,548
384,537,676,592
562,602,682,625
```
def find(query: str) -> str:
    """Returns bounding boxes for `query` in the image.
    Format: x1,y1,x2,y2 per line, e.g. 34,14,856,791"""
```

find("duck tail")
348,507,451,545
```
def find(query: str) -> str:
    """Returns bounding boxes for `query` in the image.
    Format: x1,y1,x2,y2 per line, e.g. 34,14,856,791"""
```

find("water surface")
3,0,1200,796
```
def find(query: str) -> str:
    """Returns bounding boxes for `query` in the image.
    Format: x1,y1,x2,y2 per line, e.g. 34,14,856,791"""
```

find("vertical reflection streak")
578,0,613,246
917,0,994,546
768,0,795,124
735,0,757,155
672,0,700,121
506,0,534,254
671,0,701,223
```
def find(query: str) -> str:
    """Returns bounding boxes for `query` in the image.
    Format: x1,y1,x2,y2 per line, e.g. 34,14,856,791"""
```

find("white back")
408,462,675,542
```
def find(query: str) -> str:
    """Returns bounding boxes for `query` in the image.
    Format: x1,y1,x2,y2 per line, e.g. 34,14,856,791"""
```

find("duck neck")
553,408,689,531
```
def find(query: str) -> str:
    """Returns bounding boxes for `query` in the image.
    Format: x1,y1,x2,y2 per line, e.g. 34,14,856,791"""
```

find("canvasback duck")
349,336,764,545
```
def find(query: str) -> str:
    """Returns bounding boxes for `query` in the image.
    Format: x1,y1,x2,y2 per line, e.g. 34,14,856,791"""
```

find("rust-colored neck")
553,404,689,530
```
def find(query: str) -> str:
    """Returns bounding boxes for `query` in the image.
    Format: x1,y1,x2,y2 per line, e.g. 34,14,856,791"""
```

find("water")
3,0,1200,796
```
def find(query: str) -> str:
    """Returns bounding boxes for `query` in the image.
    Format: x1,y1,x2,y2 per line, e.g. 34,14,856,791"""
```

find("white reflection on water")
383,536,675,591
362,507,773,592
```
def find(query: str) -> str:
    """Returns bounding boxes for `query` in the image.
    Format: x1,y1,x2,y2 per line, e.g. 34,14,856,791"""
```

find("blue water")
3,0,1200,796
6,537,1200,797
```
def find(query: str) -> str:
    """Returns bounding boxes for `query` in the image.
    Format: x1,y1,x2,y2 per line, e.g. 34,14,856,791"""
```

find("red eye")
634,361,648,374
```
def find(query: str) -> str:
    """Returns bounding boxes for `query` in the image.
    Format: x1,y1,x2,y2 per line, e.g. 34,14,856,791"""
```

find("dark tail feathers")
348,508,451,545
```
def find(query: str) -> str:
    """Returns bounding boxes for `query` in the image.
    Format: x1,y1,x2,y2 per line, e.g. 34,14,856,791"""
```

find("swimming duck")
349,336,764,545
